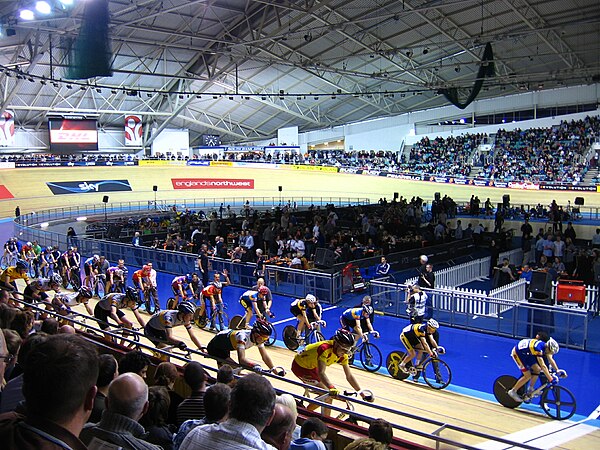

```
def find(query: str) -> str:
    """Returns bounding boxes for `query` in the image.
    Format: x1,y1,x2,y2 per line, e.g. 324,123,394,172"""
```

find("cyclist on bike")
2,237,19,261
105,266,125,294
291,328,374,409
144,301,204,351
83,255,100,290
290,294,322,341
340,304,379,342
397,319,443,374
132,265,152,308
143,262,160,313
206,318,281,373
170,274,193,309
93,286,146,335
201,271,230,331
508,334,567,402
38,246,56,278
0,259,31,293
51,285,94,318
252,278,274,318
23,274,63,306
20,242,36,267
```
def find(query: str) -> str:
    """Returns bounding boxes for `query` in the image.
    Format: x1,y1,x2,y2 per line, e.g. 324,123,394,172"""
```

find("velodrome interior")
2,1,600,449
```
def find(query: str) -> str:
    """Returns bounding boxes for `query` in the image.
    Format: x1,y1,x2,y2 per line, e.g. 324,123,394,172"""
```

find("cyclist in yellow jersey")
292,329,373,408
0,259,31,293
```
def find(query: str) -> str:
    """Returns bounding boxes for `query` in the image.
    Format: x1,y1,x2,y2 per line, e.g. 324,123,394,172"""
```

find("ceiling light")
59,0,74,5
423,48,429,55
454,65,461,72
19,9,35,20
35,1,52,15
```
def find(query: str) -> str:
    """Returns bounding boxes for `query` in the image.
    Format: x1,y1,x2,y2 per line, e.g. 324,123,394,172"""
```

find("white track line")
475,405,600,450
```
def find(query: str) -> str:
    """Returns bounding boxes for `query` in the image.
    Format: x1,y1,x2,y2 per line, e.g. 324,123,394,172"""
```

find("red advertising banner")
172,178,254,189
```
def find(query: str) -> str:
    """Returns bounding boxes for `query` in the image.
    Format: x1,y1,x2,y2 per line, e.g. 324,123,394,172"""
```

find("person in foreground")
179,373,278,450
0,334,98,450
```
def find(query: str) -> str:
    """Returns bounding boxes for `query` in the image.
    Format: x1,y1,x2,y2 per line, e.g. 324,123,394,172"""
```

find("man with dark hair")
290,417,328,450
368,418,392,448
80,372,161,450
180,373,277,449
216,363,235,385
90,354,119,423
119,350,150,379
173,383,231,450
176,361,207,426
261,403,295,450
0,334,98,450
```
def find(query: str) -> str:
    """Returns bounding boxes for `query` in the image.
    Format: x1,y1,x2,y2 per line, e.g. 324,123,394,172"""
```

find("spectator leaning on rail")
0,334,99,450
179,373,277,450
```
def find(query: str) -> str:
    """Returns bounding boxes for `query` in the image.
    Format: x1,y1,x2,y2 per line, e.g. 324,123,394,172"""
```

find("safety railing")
16,297,545,450
370,279,591,350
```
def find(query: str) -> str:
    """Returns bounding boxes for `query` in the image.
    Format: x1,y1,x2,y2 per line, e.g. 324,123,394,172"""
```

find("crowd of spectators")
0,312,394,450
479,116,600,183
0,153,137,163
407,134,483,176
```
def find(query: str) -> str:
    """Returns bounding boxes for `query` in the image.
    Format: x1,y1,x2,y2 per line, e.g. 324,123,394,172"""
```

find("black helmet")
16,259,28,271
178,301,196,315
125,286,140,304
333,328,355,347
252,318,273,336
78,286,93,298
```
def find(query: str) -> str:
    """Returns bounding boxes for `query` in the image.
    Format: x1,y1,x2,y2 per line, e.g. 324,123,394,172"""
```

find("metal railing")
370,279,592,350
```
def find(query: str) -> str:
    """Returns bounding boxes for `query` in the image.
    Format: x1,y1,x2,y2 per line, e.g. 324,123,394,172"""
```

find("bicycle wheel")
422,358,452,390
283,325,300,350
493,375,523,408
265,326,277,347
0,255,9,270
194,307,207,329
70,269,82,290
386,351,411,380
359,342,382,372
540,385,577,420
308,330,325,344
166,297,177,310
229,315,246,330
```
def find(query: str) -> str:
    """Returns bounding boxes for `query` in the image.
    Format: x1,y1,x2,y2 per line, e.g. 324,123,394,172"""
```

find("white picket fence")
404,248,523,288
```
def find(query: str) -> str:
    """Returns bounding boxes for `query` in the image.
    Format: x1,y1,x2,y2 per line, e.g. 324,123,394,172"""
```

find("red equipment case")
556,279,586,306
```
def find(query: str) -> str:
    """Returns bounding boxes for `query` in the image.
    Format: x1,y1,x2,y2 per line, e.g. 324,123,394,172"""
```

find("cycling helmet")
51,273,63,286
78,286,93,298
142,264,151,273
546,337,560,355
178,301,196,315
26,242,32,247
125,286,140,304
258,286,269,295
427,319,439,329
93,254,99,261
252,318,274,336
362,305,374,316
185,273,193,283
305,294,317,303
333,328,356,347
15,259,28,270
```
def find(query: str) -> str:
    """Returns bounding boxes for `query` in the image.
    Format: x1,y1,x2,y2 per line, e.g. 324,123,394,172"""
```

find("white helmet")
305,294,317,303
546,338,559,355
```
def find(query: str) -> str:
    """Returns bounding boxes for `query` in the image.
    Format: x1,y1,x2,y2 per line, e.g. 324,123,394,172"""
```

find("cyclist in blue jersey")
397,319,443,374
144,301,204,351
340,304,378,342
83,255,100,289
508,333,566,402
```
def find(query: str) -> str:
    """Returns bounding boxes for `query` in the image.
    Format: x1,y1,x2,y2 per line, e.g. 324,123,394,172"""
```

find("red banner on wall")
172,178,255,189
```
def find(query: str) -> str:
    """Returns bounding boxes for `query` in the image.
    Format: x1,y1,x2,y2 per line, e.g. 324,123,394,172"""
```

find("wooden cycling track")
3,164,600,449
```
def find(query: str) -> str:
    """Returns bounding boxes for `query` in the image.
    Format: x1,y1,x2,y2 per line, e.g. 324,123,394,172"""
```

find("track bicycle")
349,331,382,372
493,372,576,420
0,253,18,270
62,265,82,290
386,349,452,390
91,274,106,298
283,320,326,351
143,284,160,315
299,387,374,423
193,301,229,331
228,314,277,346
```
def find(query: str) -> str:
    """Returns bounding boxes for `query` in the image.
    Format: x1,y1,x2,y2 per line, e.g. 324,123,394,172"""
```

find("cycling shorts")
340,315,356,330
291,360,320,384
206,337,231,361
240,297,254,311
400,332,420,352
513,351,538,370
290,305,303,317
144,324,167,345
84,265,93,276
94,303,125,330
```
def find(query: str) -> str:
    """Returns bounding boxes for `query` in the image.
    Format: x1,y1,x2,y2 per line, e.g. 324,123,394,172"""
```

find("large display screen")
48,118,98,152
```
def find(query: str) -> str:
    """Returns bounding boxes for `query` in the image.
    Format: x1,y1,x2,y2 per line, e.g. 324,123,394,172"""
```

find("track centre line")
271,305,339,326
